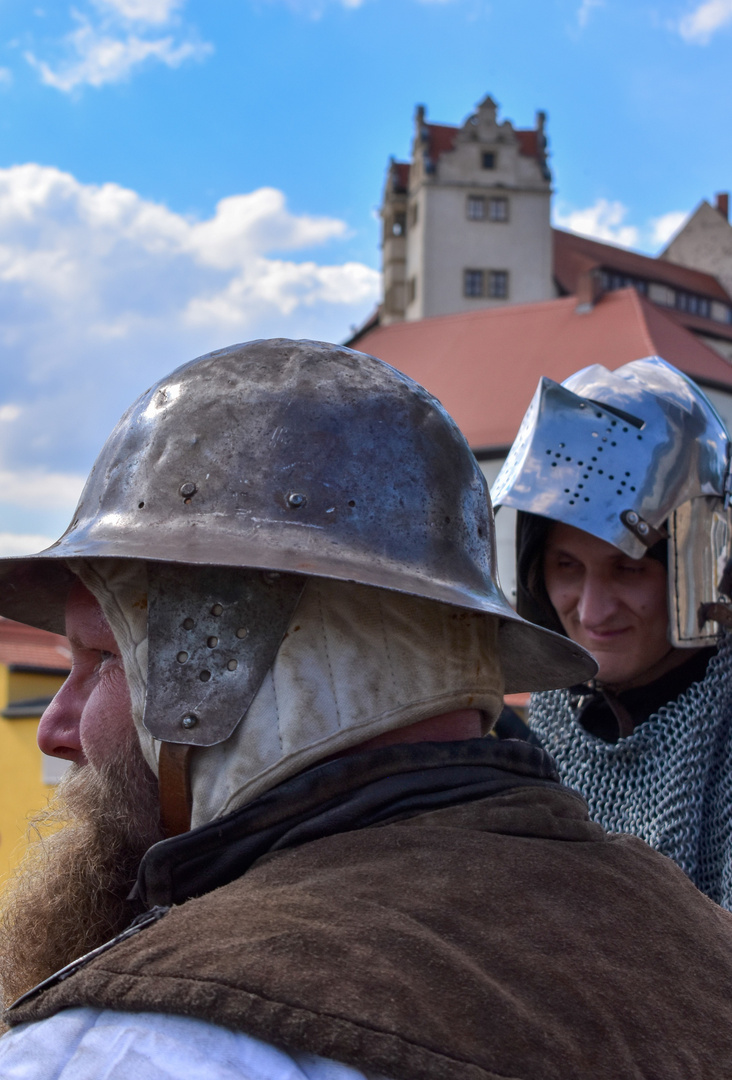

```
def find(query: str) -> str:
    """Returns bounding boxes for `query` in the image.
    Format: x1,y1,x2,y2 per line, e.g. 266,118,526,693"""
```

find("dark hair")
515,512,565,635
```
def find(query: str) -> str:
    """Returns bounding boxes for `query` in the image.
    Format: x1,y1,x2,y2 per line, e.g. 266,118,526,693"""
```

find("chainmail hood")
530,633,732,909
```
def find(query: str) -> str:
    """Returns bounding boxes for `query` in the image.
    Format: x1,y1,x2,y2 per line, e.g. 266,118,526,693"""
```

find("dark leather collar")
137,737,560,908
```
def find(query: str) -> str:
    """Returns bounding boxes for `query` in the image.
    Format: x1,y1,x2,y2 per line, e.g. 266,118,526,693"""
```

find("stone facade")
662,197,732,300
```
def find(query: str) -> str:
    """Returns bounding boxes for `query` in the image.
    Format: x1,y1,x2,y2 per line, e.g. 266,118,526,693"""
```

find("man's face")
543,521,671,689
37,581,135,769
0,581,161,1006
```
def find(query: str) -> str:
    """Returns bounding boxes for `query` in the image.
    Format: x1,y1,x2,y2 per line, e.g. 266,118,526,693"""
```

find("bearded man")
1,339,732,1080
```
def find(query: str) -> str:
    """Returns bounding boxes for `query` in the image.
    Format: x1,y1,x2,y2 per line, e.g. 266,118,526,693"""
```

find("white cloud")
188,189,348,269
0,532,57,557
650,210,687,247
679,0,732,42
0,163,379,542
577,0,604,28
0,68,13,86
25,15,211,91
0,468,85,510
25,1,211,92
185,259,379,323
93,0,184,25
554,198,639,248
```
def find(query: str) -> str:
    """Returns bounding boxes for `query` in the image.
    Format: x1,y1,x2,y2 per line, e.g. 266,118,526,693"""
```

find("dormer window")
482,151,496,169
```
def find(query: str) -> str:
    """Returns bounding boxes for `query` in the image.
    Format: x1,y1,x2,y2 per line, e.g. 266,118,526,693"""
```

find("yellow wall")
0,666,67,886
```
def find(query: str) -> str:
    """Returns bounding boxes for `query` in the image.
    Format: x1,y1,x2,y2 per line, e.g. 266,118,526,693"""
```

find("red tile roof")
554,228,731,303
393,162,410,192
425,123,457,160
516,130,540,158
353,288,732,450
0,618,70,672
657,304,732,342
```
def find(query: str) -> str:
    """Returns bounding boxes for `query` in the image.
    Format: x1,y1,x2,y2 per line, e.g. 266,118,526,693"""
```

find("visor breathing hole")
182,617,195,630
176,651,188,664
199,670,211,682
236,627,247,639
207,636,218,648
211,603,223,616
226,659,238,671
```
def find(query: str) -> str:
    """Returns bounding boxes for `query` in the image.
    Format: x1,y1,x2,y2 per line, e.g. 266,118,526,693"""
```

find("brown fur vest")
9,782,732,1080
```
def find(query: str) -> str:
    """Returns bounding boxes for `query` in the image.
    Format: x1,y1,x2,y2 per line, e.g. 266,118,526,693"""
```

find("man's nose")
576,574,617,628
37,679,85,764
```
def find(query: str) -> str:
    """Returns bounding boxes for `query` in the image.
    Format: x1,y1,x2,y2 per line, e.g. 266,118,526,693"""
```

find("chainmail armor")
530,633,732,909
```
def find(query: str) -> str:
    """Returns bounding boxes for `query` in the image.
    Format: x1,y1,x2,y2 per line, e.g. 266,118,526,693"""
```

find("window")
407,277,417,305
468,195,508,222
391,211,406,237
487,197,509,222
488,271,509,299
482,151,496,169
599,270,648,297
676,291,710,318
464,270,485,298
467,196,486,220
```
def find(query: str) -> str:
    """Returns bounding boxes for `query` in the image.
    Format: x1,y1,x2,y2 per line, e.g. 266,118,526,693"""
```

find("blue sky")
0,0,731,553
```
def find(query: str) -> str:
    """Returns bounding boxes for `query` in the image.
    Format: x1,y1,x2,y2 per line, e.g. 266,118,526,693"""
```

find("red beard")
0,735,162,1010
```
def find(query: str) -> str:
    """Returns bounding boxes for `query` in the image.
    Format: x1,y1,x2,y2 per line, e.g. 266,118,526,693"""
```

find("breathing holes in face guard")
543,422,639,510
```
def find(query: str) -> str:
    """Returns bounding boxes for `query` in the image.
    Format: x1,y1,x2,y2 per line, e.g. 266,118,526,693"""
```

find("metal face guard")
670,499,731,646
144,564,305,746
492,358,730,559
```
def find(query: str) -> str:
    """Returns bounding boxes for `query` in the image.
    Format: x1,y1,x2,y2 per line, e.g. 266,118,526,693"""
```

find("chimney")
575,267,605,313
715,192,729,221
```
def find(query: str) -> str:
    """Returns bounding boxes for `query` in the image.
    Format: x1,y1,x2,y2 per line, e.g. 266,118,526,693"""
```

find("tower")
380,96,555,325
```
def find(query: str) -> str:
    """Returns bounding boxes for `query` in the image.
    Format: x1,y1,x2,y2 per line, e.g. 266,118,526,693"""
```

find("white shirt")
0,1007,394,1080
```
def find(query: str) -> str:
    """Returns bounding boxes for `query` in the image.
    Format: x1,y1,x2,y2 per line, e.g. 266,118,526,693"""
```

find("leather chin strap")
158,742,193,838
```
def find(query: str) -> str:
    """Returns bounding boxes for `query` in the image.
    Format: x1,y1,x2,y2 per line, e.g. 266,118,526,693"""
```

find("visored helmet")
491,355,732,646
0,338,594,752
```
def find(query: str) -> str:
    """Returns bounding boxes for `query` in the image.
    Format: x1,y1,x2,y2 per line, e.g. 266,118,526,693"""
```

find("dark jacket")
8,739,732,1080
